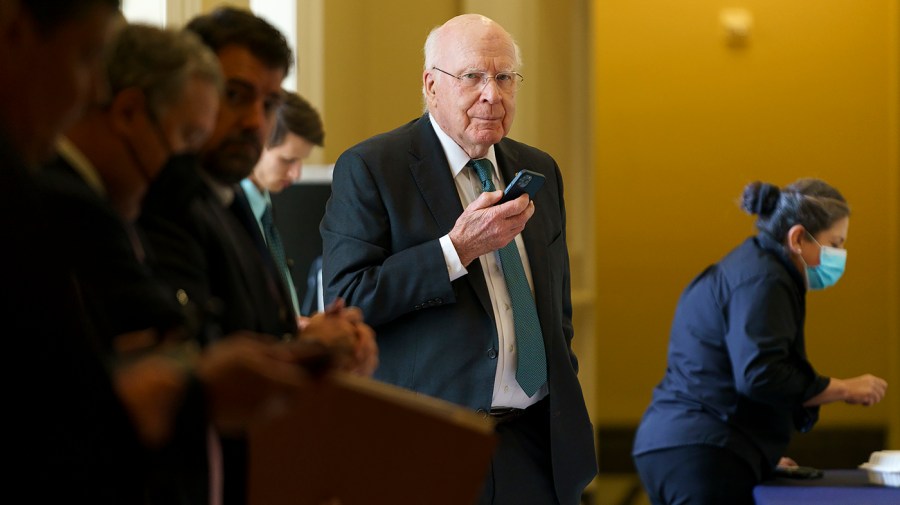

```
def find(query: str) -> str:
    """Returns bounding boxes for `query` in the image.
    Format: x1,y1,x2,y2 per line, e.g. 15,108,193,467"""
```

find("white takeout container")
859,450,900,487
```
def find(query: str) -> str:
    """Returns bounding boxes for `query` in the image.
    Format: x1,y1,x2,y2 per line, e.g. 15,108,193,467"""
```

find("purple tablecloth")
753,469,900,505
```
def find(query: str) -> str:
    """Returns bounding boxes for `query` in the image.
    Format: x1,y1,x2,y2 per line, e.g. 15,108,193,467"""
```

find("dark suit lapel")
408,115,493,319
230,185,297,320
230,185,277,275
205,186,294,333
46,152,147,263
408,116,462,235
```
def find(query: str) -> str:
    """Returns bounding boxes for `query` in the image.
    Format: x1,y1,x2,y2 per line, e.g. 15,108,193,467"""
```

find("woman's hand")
838,374,888,406
803,374,888,407
777,457,798,468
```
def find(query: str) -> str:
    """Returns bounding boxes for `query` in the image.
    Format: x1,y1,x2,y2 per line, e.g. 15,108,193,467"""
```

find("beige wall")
593,0,899,442
201,0,247,12
318,1,456,161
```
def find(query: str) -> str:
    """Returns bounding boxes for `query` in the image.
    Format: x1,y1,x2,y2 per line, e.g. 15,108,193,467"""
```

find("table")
754,469,900,505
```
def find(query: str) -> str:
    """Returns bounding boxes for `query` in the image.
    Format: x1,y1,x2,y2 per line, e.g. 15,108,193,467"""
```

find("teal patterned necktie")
261,204,299,314
470,158,547,396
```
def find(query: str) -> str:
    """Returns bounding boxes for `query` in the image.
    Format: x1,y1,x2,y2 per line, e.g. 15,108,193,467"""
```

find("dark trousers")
478,397,560,505
633,445,758,505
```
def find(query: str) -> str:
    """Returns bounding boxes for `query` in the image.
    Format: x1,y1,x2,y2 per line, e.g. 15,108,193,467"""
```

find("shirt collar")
56,136,106,197
199,169,235,206
428,113,499,180
756,232,807,293
240,178,271,220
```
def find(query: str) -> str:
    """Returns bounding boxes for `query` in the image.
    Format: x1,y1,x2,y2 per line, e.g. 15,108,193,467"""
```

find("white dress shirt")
429,115,548,409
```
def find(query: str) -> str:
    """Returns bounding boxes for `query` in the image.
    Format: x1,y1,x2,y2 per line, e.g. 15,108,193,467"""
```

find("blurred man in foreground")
1,3,354,503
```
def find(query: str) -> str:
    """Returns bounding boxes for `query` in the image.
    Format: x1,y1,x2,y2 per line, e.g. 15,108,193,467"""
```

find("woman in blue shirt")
632,178,888,505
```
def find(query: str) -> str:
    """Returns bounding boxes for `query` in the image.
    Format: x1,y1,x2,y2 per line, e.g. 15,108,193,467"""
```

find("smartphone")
774,465,824,480
496,169,545,205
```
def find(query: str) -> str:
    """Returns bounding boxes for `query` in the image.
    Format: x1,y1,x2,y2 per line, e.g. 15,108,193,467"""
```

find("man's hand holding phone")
449,169,544,267
497,169,545,205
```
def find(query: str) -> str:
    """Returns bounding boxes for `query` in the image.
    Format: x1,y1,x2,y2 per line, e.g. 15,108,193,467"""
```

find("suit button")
487,348,498,359
475,408,488,418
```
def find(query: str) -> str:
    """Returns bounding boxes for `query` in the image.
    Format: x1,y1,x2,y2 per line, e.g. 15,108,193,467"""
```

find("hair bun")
741,181,781,217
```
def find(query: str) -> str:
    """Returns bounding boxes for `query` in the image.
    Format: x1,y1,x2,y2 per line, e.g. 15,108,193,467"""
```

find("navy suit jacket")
321,114,597,504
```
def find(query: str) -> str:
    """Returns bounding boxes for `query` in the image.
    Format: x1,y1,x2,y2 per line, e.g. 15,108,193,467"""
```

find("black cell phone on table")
496,169,545,205
773,465,824,480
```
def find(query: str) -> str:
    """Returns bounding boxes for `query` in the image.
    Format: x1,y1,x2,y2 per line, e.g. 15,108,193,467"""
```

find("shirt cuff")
439,234,467,282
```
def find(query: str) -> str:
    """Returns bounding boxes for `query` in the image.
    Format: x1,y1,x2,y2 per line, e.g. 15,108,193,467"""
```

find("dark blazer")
139,156,296,344
41,153,216,505
633,234,830,479
139,156,299,505
41,156,184,346
3,132,147,504
321,114,597,504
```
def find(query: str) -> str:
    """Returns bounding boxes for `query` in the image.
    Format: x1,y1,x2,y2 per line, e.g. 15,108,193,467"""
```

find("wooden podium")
248,373,497,505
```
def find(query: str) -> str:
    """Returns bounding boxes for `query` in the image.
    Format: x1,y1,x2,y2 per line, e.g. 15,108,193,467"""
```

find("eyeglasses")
432,67,524,92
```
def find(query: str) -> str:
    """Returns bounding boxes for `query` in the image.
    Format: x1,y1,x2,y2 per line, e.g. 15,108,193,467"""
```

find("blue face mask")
805,236,847,290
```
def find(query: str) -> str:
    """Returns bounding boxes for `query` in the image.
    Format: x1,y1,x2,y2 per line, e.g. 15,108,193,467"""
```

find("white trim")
122,0,166,26
296,164,334,185
251,0,299,91
316,267,325,313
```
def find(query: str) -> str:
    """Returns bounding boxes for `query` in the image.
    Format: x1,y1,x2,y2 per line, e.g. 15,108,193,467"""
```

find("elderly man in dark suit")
321,13,597,505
